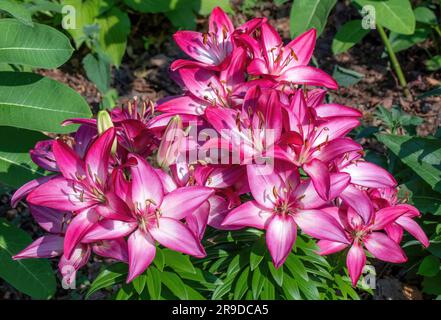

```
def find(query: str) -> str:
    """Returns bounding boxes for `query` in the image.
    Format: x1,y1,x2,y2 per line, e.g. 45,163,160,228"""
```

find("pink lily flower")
222,161,350,267
82,154,213,282
316,205,412,286
275,89,362,200
240,23,337,89
171,7,263,71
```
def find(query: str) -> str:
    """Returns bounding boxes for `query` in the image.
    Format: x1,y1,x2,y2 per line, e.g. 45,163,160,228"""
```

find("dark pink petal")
328,173,351,200
73,125,96,158
82,219,137,243
155,169,178,193
222,201,272,229
64,208,99,259
220,47,247,90
303,159,330,201
341,161,397,188
29,205,71,233
160,186,214,220
266,215,297,268
312,117,360,148
284,28,316,67
294,179,327,209
384,223,404,244
156,95,207,115
340,184,373,224
247,58,269,75
127,229,156,283
396,216,429,248
247,164,283,209
317,240,348,255
314,138,362,163
30,140,58,171
371,205,410,230
27,177,98,211
295,209,350,244
129,154,164,211
13,235,64,259
186,201,210,240
148,217,206,258
314,104,362,119
363,232,407,263
207,195,240,230
278,66,338,90
346,242,366,287
52,140,85,181
11,175,55,208
85,127,115,188
205,166,245,188
93,238,128,263
173,31,217,65
260,22,282,63
95,192,133,221
209,6,234,39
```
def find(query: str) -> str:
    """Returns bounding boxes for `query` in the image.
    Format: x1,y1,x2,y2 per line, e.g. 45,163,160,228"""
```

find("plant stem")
376,24,411,98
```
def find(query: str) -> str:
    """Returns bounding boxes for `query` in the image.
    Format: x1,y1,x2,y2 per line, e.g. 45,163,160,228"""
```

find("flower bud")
157,116,184,168
97,110,117,154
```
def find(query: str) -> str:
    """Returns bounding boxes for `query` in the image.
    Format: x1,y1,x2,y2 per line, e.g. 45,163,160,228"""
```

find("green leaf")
332,20,370,54
0,72,92,133
353,0,415,35
0,218,56,299
116,284,134,300
267,261,284,286
418,256,440,277
0,0,33,26
82,53,111,93
389,28,430,53
290,0,337,37
285,254,309,281
86,263,128,299
422,272,441,295
233,267,250,299
132,274,146,294
250,237,266,271
165,8,196,30
0,126,48,188
195,0,233,15
95,7,130,67
0,19,73,68
153,248,165,271
122,0,174,13
418,87,441,99
160,271,188,299
260,275,275,300
414,6,438,25
332,65,364,87
376,134,441,193
251,265,266,299
163,249,196,274
426,55,441,71
282,274,301,300
146,267,162,299
62,0,100,48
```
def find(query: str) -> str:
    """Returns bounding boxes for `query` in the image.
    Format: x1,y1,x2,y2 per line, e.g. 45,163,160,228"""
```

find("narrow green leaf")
285,254,309,281
0,19,73,68
250,237,266,271
132,274,147,295
116,284,134,300
153,248,165,271
0,72,92,133
290,0,337,37
163,249,196,274
82,53,111,94
0,218,56,299
233,267,250,300
376,134,441,193
332,20,370,54
86,263,128,299
268,261,284,286
0,0,33,26
146,267,162,299
160,271,188,299
282,274,302,300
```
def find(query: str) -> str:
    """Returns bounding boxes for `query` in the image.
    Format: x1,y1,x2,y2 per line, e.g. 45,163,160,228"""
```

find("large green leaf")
290,0,337,37
354,0,415,35
163,249,196,274
332,19,370,54
146,267,162,299
389,28,430,53
0,0,33,26
95,7,130,67
0,19,73,68
0,126,48,188
376,134,441,193
0,72,91,133
122,0,174,13
0,218,56,299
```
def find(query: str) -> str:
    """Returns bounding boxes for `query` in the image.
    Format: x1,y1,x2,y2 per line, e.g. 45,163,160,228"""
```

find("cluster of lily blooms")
12,8,428,287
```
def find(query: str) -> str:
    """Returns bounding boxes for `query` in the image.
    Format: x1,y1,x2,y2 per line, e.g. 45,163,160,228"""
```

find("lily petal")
127,229,156,283
346,242,366,287
266,215,297,268
363,232,407,263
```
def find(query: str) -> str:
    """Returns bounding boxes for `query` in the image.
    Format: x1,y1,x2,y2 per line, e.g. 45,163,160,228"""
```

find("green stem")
376,24,411,98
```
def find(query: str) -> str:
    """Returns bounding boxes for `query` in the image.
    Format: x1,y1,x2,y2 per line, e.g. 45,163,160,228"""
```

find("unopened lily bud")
157,116,184,168
97,110,117,154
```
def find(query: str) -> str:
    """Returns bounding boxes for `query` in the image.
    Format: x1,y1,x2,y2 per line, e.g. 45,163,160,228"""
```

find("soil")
1,0,439,300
